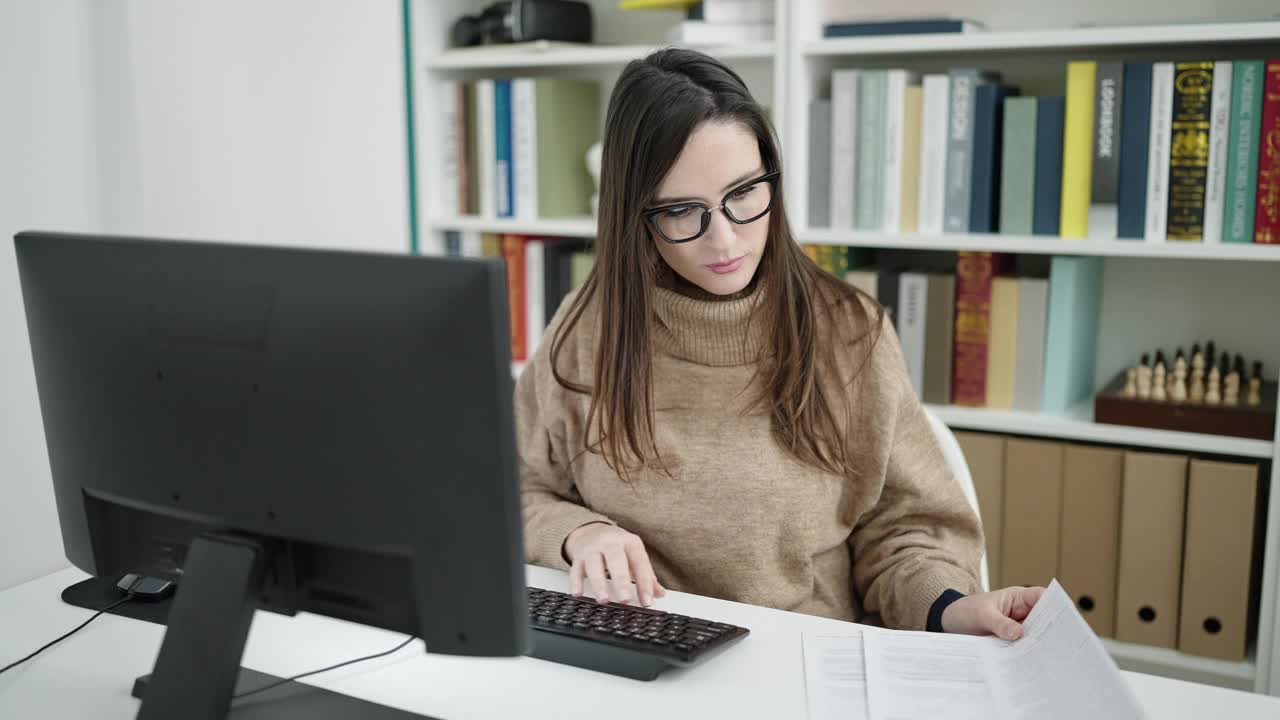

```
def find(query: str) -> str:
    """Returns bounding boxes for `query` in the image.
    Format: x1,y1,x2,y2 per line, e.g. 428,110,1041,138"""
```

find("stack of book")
808,60,1280,243
668,0,774,45
442,78,600,221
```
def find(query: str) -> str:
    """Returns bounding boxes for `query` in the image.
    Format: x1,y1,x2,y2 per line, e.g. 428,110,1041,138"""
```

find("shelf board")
797,228,1280,262
1101,638,1256,689
428,41,774,70
927,403,1275,459
430,216,596,238
805,20,1280,57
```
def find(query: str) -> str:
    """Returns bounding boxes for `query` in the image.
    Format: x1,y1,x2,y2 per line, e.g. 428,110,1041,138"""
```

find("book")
999,96,1037,235
702,0,774,23
475,79,496,218
1060,61,1097,238
898,273,930,397
533,78,601,218
494,79,514,218
944,70,999,233
985,276,1020,409
1145,63,1175,242
462,83,479,215
882,71,918,233
1223,61,1265,243
922,273,956,405
878,271,902,328
822,18,985,37
668,21,773,45
1166,62,1215,242
512,79,538,220
570,252,594,289
1255,60,1280,244
900,85,924,234
501,234,527,360
844,269,879,298
1013,278,1049,412
442,82,461,217
918,74,950,234
1089,62,1123,238
809,99,832,227
969,83,1013,233
1116,63,1153,240
444,230,462,257
856,70,888,231
545,240,593,325
1032,97,1066,237
952,252,1009,406
1203,62,1234,244
1041,256,1103,414
525,238,546,354
830,70,860,229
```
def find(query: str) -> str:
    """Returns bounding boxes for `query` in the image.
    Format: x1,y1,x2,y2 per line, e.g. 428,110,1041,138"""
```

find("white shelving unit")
409,0,1280,695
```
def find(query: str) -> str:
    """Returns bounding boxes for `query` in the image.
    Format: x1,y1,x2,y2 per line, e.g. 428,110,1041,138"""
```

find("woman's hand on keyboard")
564,523,667,607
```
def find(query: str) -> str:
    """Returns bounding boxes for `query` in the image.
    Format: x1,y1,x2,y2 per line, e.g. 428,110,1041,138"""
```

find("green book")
999,97,1038,235
1224,60,1265,243
856,71,887,231
533,78,601,218
569,252,595,289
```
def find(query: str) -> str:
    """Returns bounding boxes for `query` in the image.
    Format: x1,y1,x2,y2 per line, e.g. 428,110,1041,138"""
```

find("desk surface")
2,565,1279,719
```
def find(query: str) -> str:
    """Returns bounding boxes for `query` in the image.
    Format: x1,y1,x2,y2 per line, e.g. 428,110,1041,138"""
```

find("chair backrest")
923,407,991,592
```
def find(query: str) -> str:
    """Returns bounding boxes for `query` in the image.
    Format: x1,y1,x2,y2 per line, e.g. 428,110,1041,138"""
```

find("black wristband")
927,589,966,633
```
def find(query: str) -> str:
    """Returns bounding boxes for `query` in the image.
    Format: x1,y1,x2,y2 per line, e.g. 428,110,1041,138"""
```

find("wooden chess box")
1094,372,1277,440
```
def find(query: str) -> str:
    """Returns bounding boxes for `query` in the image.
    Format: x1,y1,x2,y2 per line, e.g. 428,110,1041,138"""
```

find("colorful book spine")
1255,60,1280,244
951,252,1006,406
533,78,600,217
900,85,924,234
922,273,955,405
1116,63,1153,239
512,78,538,220
1145,63,1175,242
999,96,1037,235
808,99,832,227
1041,256,1104,413
1166,62,1215,241
475,79,496,218
882,70,915,233
898,273,930,397
1204,62,1234,244
944,70,985,233
1089,62,1123,238
1060,61,1097,238
918,74,950,234
1223,61,1264,243
985,276,1020,409
830,70,860,229
493,79,514,218
1013,278,1049,412
1032,97,1066,236
857,70,888,231
969,83,1011,233
501,234,527,360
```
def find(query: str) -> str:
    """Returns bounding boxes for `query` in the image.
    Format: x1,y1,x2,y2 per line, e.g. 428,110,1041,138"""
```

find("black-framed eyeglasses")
642,170,781,244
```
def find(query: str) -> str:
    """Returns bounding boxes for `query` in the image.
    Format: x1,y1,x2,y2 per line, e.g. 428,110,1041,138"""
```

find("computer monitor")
15,231,528,719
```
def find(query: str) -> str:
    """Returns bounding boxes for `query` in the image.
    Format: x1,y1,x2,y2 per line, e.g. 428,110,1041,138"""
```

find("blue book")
444,230,462,257
1041,256,1103,414
493,79,514,218
823,18,984,37
969,84,1014,233
1032,97,1066,236
1116,63,1153,239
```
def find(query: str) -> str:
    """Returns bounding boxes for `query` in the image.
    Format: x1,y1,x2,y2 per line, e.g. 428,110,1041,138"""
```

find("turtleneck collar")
651,270,769,366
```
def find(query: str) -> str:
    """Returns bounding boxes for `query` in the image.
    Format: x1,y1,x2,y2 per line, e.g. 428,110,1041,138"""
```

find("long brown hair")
550,48,882,479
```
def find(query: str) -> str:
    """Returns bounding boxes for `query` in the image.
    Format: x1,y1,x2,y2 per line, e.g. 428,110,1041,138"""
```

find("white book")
441,82,461,218
461,231,483,258
512,78,538,220
525,239,546,355
898,273,929,396
881,70,918,234
702,0,774,23
475,79,496,218
1145,63,1174,243
917,74,950,235
830,70,860,229
668,20,773,45
1203,61,1233,244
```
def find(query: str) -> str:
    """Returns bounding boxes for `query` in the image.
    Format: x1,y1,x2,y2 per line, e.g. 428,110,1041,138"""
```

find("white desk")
2,565,1278,719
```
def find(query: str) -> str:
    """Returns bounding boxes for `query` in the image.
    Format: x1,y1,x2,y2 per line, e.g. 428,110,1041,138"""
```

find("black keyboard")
525,586,749,681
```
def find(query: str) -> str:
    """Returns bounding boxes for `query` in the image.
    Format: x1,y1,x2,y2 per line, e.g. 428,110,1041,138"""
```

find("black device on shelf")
451,0,593,47
525,587,749,681
16,231,527,720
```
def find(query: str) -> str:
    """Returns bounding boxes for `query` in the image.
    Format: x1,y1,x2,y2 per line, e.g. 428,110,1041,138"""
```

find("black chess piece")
1140,353,1150,367
1235,354,1246,375
1155,350,1167,369
1255,361,1264,380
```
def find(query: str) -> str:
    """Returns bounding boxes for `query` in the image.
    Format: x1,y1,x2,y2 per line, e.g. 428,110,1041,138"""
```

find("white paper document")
803,580,1145,720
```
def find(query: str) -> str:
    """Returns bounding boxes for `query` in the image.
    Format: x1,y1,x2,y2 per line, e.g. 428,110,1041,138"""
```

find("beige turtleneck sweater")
515,280,983,630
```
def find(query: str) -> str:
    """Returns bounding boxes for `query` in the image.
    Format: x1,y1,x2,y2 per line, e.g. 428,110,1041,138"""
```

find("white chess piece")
1224,372,1240,406
1205,366,1222,405
1152,363,1167,402
1248,376,1262,407
1123,367,1138,397
1137,364,1153,400
1190,355,1206,403
1171,363,1187,403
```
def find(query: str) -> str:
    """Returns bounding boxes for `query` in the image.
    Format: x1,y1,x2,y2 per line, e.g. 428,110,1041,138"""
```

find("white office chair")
923,406,991,592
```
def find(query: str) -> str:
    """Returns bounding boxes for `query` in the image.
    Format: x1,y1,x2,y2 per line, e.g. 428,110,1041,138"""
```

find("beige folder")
1178,459,1259,660
1001,438,1064,589
955,431,1006,588
1116,451,1188,649
1058,445,1124,637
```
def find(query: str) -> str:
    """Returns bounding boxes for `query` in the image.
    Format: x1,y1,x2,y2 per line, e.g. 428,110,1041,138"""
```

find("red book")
1255,60,1280,244
501,234,528,361
951,252,1010,406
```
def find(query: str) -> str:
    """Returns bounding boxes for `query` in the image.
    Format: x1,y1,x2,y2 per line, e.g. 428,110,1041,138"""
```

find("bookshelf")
409,0,1280,695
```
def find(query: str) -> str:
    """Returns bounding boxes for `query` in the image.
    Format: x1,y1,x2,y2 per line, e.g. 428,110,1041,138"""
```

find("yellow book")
618,0,698,8
985,277,1020,409
1060,61,1097,238
900,85,924,234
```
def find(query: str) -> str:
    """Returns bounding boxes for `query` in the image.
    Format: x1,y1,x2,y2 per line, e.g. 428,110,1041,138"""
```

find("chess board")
1094,372,1277,440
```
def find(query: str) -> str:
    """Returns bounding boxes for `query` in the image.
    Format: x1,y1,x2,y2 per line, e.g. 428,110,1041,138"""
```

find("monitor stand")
130,533,434,720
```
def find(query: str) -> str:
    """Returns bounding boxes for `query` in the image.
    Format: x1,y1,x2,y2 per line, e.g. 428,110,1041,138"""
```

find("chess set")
1094,342,1277,440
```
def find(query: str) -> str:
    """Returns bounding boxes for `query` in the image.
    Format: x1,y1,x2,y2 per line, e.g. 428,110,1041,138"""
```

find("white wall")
0,0,410,590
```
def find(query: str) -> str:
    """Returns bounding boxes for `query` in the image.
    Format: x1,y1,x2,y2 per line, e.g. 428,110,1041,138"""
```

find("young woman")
516,48,1043,639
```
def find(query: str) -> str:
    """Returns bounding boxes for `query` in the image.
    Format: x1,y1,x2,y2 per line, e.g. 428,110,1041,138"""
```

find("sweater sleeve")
848,314,985,630
515,297,616,570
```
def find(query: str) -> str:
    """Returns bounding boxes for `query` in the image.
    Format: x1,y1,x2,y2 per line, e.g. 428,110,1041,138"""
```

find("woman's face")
648,121,770,296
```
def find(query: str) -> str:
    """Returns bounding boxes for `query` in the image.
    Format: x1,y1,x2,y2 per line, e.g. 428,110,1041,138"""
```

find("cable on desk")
232,635,419,700
0,593,135,676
